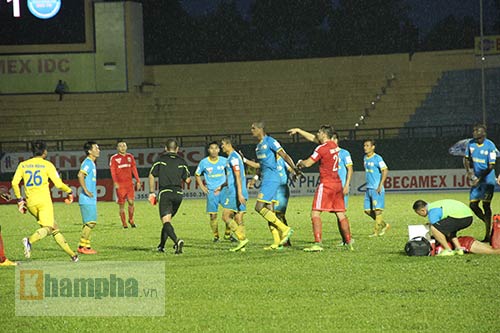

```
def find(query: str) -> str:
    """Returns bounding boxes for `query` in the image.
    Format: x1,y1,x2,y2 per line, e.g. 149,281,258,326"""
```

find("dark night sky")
181,0,499,36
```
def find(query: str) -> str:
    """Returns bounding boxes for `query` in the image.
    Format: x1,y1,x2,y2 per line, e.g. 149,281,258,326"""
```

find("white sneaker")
22,237,31,259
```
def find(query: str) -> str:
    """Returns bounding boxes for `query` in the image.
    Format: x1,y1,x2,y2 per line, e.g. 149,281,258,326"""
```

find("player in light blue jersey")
464,124,498,242
220,137,249,252
363,138,389,237
78,141,100,255
248,122,299,250
244,154,293,248
195,141,231,242
287,128,353,246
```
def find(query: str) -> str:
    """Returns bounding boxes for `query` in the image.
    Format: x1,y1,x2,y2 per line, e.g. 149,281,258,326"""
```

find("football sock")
268,223,280,245
159,223,169,248
338,217,352,244
52,230,75,257
236,224,246,240
229,220,245,240
128,205,135,223
258,207,289,232
0,230,6,262
375,214,385,232
337,219,345,242
224,224,231,237
163,222,177,243
29,227,51,244
210,218,219,238
120,211,127,226
79,224,94,248
483,202,492,240
312,216,322,243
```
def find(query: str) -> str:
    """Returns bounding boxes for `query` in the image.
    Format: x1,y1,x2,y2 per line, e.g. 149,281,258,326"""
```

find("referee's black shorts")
158,190,183,218
433,216,473,238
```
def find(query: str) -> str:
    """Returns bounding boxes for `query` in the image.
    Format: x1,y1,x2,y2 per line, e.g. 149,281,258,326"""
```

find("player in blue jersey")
246,155,293,249
195,141,232,242
78,141,100,255
249,121,299,250
287,128,353,246
464,124,498,242
363,138,390,237
220,137,249,252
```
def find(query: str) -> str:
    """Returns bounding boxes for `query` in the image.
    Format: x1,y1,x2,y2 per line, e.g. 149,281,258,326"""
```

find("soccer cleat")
337,239,355,247
71,255,79,263
22,237,31,259
378,223,391,236
279,228,294,246
454,248,464,256
263,244,283,251
130,221,136,228
77,247,97,255
157,246,165,253
213,237,220,243
368,232,379,238
303,243,324,252
437,249,455,256
223,234,231,241
229,238,249,252
0,259,17,266
122,225,128,229
174,239,184,254
344,242,354,251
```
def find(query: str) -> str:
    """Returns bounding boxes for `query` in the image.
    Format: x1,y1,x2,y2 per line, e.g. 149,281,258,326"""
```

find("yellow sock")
375,214,385,232
53,231,75,257
29,227,51,244
80,224,93,247
224,224,231,237
236,224,246,240
229,220,245,240
259,207,289,232
268,223,280,245
210,219,219,238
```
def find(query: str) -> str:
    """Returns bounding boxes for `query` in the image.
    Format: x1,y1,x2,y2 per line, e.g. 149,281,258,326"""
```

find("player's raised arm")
287,128,319,143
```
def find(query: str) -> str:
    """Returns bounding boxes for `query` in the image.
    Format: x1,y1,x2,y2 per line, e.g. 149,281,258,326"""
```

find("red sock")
312,216,322,243
120,211,127,226
128,205,135,224
0,231,6,262
338,217,352,244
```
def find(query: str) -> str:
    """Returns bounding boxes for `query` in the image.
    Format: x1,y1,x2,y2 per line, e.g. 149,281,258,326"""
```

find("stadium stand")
406,68,500,128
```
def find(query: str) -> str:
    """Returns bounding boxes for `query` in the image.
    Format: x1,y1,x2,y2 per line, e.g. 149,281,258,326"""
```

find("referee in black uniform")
149,139,191,254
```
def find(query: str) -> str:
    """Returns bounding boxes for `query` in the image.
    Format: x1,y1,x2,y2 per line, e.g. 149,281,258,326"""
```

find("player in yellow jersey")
11,140,78,262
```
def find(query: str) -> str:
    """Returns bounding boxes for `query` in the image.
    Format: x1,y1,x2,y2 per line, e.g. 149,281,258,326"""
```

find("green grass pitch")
1,192,499,332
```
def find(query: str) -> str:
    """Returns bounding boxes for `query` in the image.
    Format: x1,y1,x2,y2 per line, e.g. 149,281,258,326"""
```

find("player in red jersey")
109,140,141,228
0,189,16,266
435,236,500,255
297,125,353,252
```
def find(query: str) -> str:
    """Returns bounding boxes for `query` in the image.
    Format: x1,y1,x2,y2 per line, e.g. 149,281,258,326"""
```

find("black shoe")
123,225,128,229
157,246,165,253
213,237,220,243
174,239,184,254
130,223,137,228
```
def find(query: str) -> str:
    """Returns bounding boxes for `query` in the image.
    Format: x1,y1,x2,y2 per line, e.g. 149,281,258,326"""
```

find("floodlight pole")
480,0,487,125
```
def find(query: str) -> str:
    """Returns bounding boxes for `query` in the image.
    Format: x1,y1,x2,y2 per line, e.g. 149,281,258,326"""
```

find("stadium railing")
1,124,498,153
